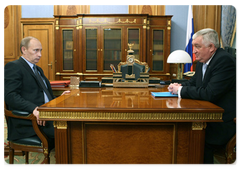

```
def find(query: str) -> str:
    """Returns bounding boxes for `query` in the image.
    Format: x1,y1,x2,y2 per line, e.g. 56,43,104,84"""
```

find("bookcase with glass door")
54,14,172,81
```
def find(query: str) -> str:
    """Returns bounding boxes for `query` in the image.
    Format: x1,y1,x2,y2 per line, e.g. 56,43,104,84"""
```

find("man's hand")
61,90,71,96
168,83,182,95
33,107,45,126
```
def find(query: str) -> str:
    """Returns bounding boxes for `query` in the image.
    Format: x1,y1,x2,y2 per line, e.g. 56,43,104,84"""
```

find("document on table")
151,92,178,97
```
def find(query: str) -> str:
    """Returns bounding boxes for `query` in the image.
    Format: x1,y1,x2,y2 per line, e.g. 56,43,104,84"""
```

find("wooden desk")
38,86,223,164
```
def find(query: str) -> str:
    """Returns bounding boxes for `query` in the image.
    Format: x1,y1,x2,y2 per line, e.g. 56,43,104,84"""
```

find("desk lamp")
167,50,192,80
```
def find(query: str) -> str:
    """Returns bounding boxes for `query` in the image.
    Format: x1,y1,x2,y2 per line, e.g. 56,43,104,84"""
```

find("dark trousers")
39,121,55,139
204,143,225,163
203,121,236,164
39,121,55,149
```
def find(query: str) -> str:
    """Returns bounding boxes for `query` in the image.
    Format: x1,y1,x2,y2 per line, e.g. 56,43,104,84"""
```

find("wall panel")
129,5,165,15
4,5,21,65
54,5,90,15
193,5,221,38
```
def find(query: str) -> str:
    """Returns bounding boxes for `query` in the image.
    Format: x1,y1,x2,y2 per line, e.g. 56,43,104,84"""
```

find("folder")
151,92,178,97
50,80,70,88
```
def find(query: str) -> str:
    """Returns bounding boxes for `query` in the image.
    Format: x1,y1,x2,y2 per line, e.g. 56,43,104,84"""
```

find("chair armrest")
4,108,49,150
12,110,31,116
4,108,35,120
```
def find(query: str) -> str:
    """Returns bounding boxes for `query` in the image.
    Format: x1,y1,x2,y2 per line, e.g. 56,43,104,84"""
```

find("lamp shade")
167,50,192,63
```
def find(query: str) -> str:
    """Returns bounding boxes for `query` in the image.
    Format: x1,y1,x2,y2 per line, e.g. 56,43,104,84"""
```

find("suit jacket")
181,48,236,145
4,57,55,141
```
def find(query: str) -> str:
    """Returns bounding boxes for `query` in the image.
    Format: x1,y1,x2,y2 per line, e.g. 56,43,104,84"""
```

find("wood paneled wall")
54,5,90,15
4,5,21,65
193,5,222,39
129,5,165,15
53,5,165,16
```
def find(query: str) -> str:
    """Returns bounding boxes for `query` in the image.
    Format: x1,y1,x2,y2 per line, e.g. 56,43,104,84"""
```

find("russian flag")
184,5,195,72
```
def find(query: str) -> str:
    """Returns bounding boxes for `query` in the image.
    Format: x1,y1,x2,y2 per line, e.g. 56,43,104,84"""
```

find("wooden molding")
54,5,90,15
129,5,165,15
193,5,221,38
4,5,21,65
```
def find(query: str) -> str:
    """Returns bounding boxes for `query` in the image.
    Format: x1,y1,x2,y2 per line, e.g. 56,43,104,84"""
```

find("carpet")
4,118,56,164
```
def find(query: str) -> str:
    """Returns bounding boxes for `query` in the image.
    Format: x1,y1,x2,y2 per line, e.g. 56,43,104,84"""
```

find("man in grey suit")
5,36,69,143
168,28,236,163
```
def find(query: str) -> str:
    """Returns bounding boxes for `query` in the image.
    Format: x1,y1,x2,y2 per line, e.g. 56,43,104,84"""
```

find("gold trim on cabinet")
76,18,83,30
89,18,137,24
40,112,222,121
168,20,171,26
53,121,67,129
84,77,98,80
62,77,71,80
56,72,83,76
143,19,147,24
57,25,78,28
192,122,207,130
76,20,79,29
55,19,59,30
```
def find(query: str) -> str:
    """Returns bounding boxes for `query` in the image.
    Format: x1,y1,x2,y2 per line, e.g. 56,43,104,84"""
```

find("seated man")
4,36,69,144
168,28,236,163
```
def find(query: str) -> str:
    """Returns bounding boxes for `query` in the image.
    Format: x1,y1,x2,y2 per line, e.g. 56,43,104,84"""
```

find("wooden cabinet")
54,14,172,81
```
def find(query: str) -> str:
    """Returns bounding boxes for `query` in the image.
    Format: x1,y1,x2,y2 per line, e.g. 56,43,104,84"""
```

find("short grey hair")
20,36,39,54
192,28,219,48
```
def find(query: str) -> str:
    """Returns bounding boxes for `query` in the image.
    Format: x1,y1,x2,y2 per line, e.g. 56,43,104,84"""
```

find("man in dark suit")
168,28,236,163
4,36,69,143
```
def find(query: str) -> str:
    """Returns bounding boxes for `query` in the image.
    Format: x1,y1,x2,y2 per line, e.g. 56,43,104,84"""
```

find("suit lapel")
19,57,36,78
18,57,43,89
18,57,54,99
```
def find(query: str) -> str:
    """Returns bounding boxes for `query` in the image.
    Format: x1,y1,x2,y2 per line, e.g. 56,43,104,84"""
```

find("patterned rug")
4,118,56,164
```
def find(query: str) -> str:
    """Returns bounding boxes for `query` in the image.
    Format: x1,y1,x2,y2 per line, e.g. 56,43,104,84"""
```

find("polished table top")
38,86,224,122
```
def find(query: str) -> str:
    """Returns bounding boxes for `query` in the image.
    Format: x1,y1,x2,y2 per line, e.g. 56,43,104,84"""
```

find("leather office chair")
4,107,53,164
225,118,236,164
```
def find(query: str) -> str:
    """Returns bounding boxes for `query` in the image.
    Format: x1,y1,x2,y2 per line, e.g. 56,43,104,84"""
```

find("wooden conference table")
38,86,223,164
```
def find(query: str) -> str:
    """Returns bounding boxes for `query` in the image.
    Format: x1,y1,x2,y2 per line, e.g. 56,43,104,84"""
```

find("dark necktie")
33,65,53,101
